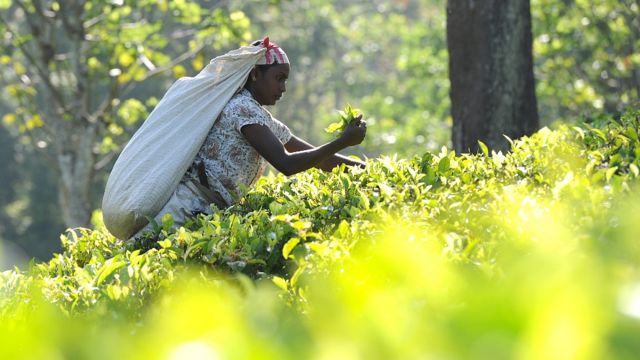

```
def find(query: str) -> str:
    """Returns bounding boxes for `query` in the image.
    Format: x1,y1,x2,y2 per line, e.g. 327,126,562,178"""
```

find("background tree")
1,97,65,262
447,0,539,153
0,0,251,229
531,0,639,123
0,118,24,261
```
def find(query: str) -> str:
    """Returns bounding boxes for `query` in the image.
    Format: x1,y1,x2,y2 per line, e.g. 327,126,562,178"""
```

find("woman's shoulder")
223,89,267,120
225,89,261,111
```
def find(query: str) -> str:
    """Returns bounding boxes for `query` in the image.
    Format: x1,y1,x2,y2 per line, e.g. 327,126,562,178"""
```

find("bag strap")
185,180,228,210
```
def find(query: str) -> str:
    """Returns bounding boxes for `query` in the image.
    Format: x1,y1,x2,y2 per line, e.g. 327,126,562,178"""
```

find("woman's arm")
241,119,366,176
284,135,365,171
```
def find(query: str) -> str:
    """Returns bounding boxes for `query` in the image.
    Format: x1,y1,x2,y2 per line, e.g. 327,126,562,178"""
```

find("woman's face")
251,64,289,106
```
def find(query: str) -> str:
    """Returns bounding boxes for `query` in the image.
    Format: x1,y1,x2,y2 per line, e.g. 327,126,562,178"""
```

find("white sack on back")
102,45,267,239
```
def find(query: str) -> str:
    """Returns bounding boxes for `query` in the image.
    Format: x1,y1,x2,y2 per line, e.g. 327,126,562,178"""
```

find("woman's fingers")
340,113,367,146
340,120,366,146
349,114,365,127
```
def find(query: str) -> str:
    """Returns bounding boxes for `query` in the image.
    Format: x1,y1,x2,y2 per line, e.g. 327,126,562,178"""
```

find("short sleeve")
227,100,292,144
229,101,271,133
269,117,292,144
227,104,292,144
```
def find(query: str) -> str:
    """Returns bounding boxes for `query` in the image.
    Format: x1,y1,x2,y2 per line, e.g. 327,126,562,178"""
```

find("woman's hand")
339,114,367,147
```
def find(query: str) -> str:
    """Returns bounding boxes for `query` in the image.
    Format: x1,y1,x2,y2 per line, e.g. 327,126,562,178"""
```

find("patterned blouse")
183,88,292,208
133,89,292,238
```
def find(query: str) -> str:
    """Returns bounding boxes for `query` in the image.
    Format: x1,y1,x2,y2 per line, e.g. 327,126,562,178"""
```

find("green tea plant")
324,103,362,136
1,107,640,359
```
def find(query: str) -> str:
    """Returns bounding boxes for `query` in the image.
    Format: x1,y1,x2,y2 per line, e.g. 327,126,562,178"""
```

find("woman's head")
244,37,290,106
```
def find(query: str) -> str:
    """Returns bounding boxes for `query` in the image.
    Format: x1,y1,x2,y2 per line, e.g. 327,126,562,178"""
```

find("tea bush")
1,108,640,359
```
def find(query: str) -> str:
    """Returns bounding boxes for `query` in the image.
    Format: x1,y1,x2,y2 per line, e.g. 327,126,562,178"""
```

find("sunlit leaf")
272,276,288,291
478,140,489,157
282,237,300,259
2,113,16,125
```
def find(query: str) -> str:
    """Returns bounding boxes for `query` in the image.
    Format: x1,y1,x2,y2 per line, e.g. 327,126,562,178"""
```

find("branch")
94,152,117,171
83,13,106,30
0,13,68,112
59,1,85,40
15,0,41,35
89,42,206,123
86,1,227,123
87,20,124,124
11,83,57,156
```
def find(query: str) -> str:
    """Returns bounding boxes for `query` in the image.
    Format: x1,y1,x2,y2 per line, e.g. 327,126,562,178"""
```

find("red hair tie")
261,36,287,64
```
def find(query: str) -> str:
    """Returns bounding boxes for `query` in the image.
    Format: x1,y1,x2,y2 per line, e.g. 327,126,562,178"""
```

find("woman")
132,38,367,238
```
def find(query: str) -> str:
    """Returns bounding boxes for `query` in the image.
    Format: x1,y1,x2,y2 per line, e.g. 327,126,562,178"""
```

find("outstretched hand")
339,114,367,147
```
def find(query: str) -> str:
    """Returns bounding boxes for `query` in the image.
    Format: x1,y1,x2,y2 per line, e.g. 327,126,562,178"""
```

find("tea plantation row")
1,108,639,359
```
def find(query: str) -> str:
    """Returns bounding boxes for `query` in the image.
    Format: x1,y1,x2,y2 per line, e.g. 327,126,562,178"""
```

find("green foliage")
324,103,362,135
0,1,251,137
241,0,636,154
2,107,640,358
532,0,640,123
240,0,450,156
0,0,252,231
3,0,637,253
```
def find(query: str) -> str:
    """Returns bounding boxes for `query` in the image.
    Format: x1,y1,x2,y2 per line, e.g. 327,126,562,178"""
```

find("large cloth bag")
102,45,267,239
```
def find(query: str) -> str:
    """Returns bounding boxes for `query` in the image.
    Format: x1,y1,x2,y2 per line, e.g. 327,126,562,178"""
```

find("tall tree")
0,121,65,261
0,0,250,228
531,0,640,123
447,0,539,153
0,121,19,242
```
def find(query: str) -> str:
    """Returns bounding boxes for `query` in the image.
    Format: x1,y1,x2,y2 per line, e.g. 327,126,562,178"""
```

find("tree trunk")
447,0,539,153
38,1,96,229
56,123,99,228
